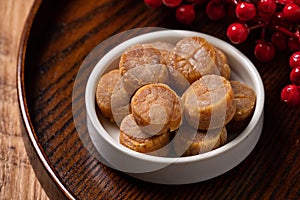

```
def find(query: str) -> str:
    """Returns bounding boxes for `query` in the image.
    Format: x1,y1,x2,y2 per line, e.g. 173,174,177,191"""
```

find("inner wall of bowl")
89,30,264,160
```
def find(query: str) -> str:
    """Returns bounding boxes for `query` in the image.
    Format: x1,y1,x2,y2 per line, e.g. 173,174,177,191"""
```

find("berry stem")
248,23,265,31
274,25,299,40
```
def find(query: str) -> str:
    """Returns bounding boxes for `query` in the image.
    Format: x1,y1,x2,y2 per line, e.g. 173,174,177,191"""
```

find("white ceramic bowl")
85,30,265,184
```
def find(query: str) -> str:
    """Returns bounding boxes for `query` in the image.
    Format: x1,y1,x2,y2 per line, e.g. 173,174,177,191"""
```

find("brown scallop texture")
215,48,231,80
95,69,121,122
110,79,132,125
119,114,171,156
147,41,175,51
119,45,163,75
174,124,227,156
131,83,182,135
167,36,219,84
122,64,169,94
182,74,236,130
146,41,175,64
226,81,256,134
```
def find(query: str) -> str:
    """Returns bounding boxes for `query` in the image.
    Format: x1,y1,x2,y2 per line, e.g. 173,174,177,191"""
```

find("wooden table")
2,0,300,199
0,0,65,199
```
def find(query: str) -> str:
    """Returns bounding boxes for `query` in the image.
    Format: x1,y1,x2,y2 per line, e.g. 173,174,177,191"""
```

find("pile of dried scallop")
95,36,256,157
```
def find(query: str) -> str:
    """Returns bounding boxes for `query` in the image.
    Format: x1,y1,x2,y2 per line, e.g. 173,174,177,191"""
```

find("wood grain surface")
14,0,300,199
0,0,66,199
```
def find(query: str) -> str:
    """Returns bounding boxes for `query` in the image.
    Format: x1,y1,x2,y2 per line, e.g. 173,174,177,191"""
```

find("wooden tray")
18,0,300,199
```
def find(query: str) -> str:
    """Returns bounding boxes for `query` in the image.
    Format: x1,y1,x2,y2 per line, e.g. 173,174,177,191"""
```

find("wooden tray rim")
17,0,75,199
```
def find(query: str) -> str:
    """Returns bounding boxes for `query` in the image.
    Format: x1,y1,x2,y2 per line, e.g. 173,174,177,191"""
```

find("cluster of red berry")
143,0,300,106
226,0,300,62
144,0,300,60
281,52,300,106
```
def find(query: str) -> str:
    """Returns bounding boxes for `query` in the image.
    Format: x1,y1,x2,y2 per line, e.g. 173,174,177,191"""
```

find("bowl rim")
85,29,265,165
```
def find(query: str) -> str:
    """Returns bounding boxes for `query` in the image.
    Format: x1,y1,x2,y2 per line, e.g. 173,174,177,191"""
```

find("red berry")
283,3,300,21
257,0,277,14
288,37,300,51
289,51,300,68
296,30,300,37
226,23,249,44
162,0,182,8
290,67,300,85
257,0,276,14
271,32,287,51
144,0,163,8
206,1,226,20
281,84,300,106
254,41,276,62
235,2,256,21
257,0,277,21
176,4,196,25
272,12,290,28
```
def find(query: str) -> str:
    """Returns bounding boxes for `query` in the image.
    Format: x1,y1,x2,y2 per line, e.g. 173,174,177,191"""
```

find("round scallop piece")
167,36,219,84
146,41,175,64
226,81,256,134
182,74,236,130
110,79,132,125
174,124,227,156
122,64,169,94
131,83,182,135
95,69,121,122
119,114,171,156
119,45,164,75
111,63,170,125
215,48,231,80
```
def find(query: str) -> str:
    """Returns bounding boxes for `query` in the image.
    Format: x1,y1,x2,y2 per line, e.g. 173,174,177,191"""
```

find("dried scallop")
226,81,256,134
131,83,182,135
174,124,227,156
95,69,121,122
122,64,169,94
119,45,163,75
167,37,219,84
119,114,171,156
215,48,231,80
182,74,236,130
